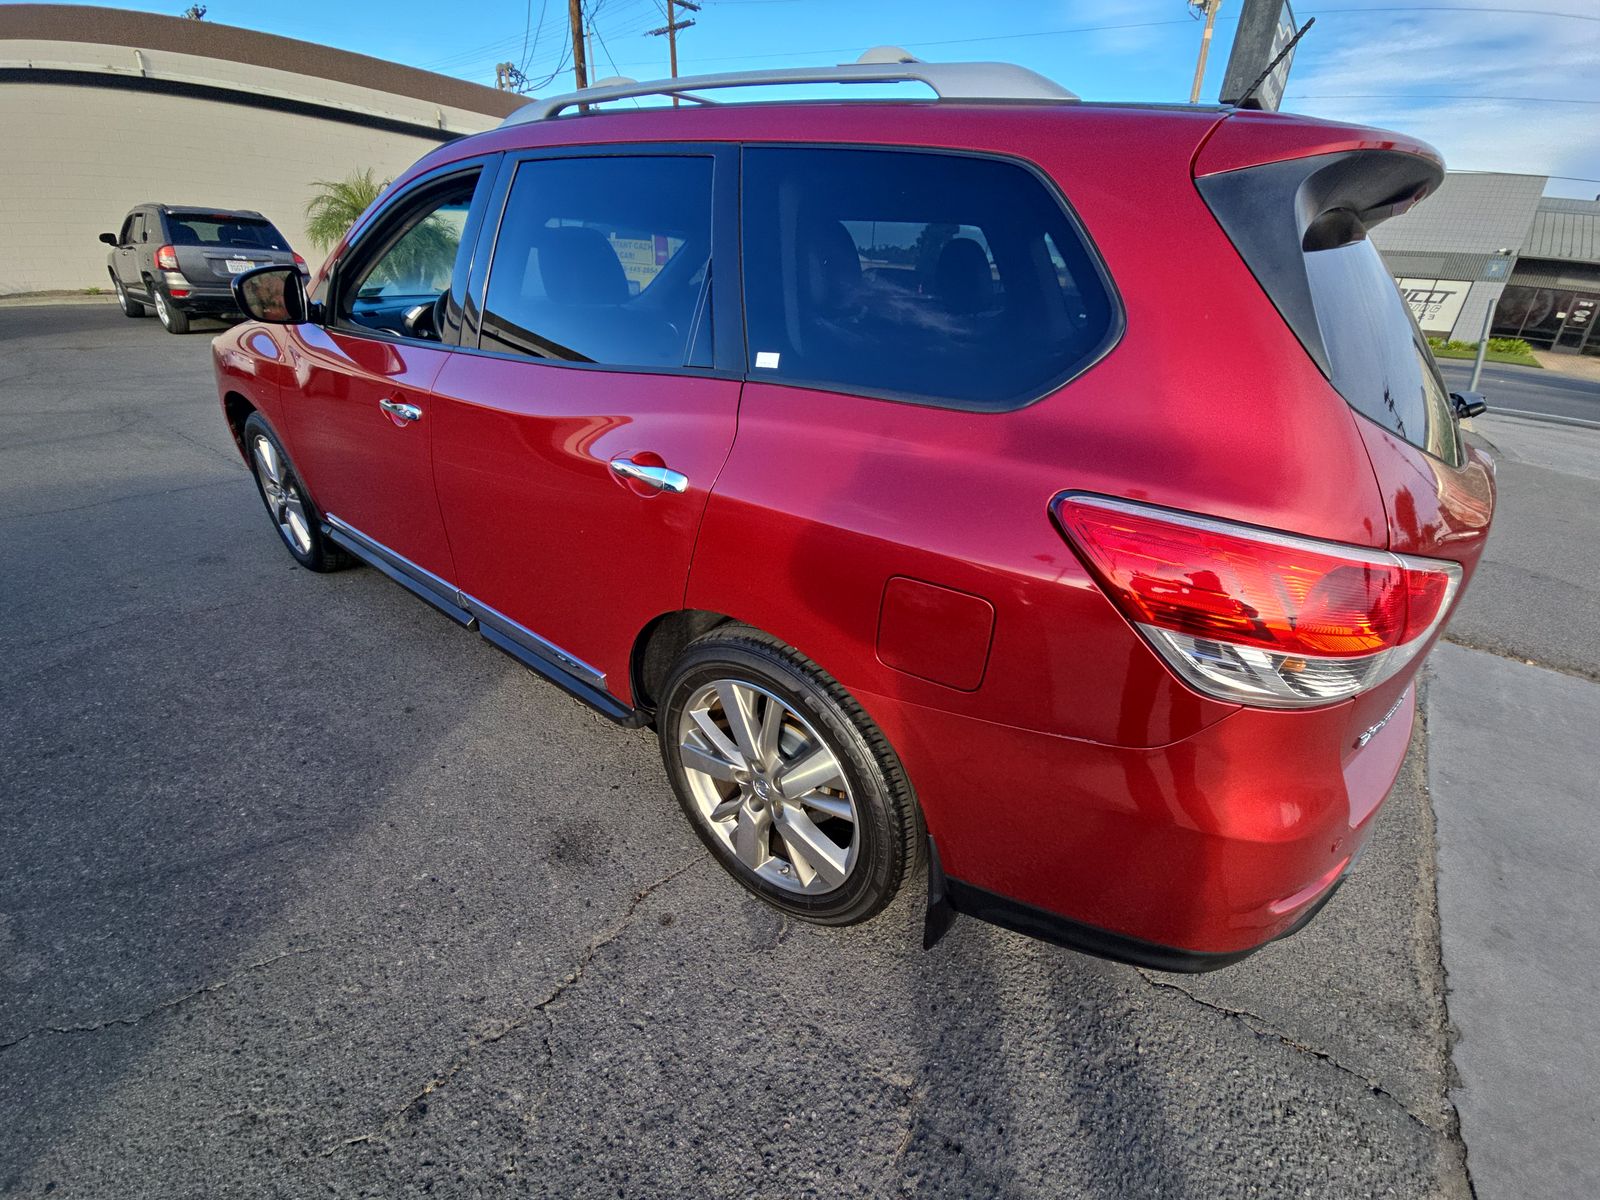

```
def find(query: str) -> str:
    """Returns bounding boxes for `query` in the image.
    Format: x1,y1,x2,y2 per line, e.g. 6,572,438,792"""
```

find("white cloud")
1283,4,1600,190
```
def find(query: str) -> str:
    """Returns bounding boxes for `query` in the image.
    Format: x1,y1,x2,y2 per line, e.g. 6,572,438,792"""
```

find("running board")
321,517,647,728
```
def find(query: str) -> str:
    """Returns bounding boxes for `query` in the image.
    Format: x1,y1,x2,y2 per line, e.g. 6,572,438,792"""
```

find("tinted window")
741,148,1116,410
337,172,479,340
1305,236,1462,465
167,216,289,251
119,213,140,244
480,156,713,368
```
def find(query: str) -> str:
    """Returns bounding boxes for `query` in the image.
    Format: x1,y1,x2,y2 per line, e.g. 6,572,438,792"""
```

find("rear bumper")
166,285,241,316
932,842,1355,972
859,679,1416,965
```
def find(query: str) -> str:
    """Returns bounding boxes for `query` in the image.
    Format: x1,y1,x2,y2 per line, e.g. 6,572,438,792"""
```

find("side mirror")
99,232,118,246
1451,391,1488,420
233,264,310,325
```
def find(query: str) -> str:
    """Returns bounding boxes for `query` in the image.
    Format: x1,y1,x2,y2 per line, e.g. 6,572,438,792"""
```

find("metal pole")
1190,0,1221,104
1469,251,1513,391
1468,296,1495,391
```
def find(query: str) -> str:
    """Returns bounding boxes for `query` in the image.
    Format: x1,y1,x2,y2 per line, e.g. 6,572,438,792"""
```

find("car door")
429,147,742,700
281,162,497,607
114,212,144,292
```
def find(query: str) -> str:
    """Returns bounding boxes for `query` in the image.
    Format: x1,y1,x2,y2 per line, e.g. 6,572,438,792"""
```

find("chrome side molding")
322,514,626,719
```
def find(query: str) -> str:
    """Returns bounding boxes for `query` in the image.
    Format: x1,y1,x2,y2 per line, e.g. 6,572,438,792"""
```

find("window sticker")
754,351,781,369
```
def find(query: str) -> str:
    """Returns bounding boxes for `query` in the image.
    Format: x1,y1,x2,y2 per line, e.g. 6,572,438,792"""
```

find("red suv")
216,59,1495,971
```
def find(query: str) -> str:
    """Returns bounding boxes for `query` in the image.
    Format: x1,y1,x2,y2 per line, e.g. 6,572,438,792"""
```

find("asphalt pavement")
1438,358,1600,425
2,299,1571,1199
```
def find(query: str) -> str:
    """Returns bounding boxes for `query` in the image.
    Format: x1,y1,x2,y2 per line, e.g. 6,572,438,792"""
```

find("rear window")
1305,235,1463,466
741,148,1117,411
166,215,289,252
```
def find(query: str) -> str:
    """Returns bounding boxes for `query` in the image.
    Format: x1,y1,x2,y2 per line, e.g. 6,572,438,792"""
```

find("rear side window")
479,156,714,369
741,148,1116,410
167,216,289,251
1305,236,1462,465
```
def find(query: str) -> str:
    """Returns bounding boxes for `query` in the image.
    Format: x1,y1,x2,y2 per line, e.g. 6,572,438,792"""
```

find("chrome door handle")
379,398,423,423
609,456,688,494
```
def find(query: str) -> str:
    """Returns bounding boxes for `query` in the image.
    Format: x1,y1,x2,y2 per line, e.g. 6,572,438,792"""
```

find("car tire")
242,414,351,572
152,287,192,334
658,626,921,926
112,275,147,317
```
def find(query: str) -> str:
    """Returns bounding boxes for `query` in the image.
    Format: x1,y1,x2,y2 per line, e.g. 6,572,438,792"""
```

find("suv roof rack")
501,48,1076,126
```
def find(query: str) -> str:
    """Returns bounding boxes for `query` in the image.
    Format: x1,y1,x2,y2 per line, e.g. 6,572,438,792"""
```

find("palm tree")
304,169,388,253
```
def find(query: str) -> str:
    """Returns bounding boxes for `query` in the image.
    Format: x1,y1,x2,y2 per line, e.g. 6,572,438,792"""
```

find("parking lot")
3,301,1596,1198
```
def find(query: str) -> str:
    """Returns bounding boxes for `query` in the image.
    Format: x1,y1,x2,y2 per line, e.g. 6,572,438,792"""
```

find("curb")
0,295,118,309
1482,407,1600,431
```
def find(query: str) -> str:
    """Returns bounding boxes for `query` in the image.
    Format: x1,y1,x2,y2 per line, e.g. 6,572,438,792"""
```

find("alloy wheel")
251,434,313,554
154,292,170,326
676,679,859,895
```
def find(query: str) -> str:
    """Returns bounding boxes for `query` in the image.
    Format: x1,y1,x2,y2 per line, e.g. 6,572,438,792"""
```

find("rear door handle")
609,456,688,494
379,398,422,423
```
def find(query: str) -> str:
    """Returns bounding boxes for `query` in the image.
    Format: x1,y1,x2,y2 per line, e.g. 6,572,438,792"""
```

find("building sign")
1220,0,1299,111
1396,277,1471,335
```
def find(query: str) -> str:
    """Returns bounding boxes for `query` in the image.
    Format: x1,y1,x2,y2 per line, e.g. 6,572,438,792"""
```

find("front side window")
337,172,479,340
479,155,714,368
119,214,140,245
741,147,1117,410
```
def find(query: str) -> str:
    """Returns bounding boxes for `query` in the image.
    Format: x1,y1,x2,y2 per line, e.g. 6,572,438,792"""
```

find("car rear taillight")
293,253,307,271
155,245,180,271
1052,494,1461,709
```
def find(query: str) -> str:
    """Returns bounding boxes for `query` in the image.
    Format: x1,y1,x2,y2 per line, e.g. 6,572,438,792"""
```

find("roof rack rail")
500,48,1076,126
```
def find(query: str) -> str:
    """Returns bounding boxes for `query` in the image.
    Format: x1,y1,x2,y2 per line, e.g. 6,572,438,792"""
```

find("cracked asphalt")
3,303,1473,1198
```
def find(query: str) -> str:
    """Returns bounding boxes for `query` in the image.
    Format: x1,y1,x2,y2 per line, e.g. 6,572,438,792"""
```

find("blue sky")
62,0,1600,197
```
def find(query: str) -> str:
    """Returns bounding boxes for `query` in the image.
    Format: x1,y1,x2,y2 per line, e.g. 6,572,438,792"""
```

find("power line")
593,3,1600,71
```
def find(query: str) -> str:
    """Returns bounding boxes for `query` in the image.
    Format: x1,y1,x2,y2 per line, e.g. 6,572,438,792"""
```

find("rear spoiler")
1192,117,1444,376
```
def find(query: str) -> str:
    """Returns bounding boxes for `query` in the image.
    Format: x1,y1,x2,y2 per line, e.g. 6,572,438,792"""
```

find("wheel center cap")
752,778,773,803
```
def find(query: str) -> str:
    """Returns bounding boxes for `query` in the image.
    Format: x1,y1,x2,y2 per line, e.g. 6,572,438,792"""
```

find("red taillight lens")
1054,494,1461,708
293,253,307,271
155,244,180,271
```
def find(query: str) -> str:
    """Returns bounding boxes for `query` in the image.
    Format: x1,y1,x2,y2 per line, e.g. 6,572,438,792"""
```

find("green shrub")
1487,337,1535,355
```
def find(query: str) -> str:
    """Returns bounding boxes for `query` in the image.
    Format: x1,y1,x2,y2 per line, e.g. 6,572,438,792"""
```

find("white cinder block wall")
0,29,516,294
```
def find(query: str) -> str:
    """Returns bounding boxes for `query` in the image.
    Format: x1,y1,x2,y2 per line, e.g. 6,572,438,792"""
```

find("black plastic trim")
478,625,649,727
323,526,475,627
938,872,1349,973
1195,148,1445,378
319,519,648,728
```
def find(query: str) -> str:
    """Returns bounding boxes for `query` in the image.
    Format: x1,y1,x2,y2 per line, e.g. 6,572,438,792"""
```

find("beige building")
0,4,522,294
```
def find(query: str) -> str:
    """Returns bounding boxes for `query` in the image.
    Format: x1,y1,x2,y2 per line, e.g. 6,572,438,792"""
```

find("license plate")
225,259,255,273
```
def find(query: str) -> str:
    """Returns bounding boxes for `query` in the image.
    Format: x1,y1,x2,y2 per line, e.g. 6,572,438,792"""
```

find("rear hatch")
164,211,298,287
1190,113,1496,766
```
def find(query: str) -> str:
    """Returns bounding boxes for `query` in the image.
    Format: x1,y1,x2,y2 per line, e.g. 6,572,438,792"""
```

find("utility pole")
1189,0,1222,104
647,0,698,104
568,0,589,91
